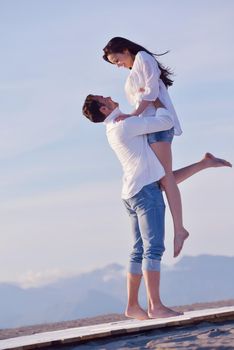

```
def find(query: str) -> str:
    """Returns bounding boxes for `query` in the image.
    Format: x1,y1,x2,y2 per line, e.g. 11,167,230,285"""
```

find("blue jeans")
147,127,174,144
123,182,165,274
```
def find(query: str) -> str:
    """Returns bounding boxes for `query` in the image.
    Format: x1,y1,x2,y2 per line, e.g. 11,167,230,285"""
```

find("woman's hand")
115,114,132,122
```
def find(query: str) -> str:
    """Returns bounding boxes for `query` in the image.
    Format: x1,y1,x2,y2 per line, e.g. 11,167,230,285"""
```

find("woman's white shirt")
124,51,182,136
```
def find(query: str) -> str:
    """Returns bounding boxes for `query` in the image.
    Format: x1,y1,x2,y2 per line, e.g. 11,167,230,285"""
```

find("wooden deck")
0,306,233,350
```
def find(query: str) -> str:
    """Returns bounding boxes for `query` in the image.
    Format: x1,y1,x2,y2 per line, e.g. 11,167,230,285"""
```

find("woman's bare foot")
202,153,232,168
174,227,189,258
125,304,149,320
148,304,183,319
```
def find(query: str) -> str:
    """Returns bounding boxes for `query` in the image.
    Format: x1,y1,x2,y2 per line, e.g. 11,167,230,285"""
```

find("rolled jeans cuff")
128,262,142,274
142,258,161,272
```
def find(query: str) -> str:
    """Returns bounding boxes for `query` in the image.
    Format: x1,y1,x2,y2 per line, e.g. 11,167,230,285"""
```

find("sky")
0,0,233,287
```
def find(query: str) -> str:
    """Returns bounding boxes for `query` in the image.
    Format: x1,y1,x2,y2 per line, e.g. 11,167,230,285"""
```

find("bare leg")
173,152,232,185
150,142,189,258
125,273,149,320
143,270,182,318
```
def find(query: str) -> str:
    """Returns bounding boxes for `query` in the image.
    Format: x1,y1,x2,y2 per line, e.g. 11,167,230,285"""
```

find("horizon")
1,253,233,289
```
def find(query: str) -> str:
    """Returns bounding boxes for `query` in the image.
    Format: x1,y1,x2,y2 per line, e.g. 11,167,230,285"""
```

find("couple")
82,37,231,320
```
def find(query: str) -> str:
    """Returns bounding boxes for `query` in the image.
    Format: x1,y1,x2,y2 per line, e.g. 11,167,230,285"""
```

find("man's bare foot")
148,304,183,319
202,152,232,168
125,304,149,320
174,228,189,258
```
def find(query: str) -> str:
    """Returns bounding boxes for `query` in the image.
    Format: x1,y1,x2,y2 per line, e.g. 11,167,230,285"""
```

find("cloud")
0,180,130,283
157,5,234,83
1,2,233,160
17,269,70,289
0,162,233,282
0,0,233,283
0,79,80,159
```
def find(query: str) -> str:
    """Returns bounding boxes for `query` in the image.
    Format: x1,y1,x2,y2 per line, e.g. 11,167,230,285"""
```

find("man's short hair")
82,95,106,123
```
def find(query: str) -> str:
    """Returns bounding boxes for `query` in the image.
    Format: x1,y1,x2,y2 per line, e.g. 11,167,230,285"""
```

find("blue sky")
0,0,233,287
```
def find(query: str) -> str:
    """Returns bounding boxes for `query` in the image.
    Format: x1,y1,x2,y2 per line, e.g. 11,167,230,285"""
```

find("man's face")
94,96,119,111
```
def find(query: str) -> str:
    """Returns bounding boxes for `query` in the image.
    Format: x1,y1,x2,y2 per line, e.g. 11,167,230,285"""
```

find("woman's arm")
115,98,165,122
130,99,152,116
130,97,165,116
130,52,161,116
115,53,162,122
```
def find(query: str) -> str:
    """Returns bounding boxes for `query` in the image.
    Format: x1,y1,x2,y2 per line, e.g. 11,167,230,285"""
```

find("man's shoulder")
106,119,124,137
106,117,139,143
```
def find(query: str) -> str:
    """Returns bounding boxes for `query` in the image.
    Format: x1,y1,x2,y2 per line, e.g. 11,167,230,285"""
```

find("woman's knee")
160,172,175,187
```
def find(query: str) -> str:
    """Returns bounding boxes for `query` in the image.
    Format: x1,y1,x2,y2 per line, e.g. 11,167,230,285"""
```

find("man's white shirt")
104,107,173,200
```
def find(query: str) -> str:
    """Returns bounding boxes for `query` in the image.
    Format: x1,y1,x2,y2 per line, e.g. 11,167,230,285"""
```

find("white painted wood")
0,306,233,350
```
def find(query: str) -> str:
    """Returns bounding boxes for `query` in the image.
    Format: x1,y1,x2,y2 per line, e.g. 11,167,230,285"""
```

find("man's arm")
123,108,173,138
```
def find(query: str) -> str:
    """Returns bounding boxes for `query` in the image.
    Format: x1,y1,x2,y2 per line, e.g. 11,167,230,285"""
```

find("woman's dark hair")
82,95,106,123
103,37,173,88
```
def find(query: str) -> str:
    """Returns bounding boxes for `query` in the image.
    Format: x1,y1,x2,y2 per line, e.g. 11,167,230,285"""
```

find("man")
82,95,231,320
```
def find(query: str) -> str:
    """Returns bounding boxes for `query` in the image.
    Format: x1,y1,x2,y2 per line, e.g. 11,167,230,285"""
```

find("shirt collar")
103,107,121,125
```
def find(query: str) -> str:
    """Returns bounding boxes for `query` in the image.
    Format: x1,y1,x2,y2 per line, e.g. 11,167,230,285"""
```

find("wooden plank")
0,306,233,350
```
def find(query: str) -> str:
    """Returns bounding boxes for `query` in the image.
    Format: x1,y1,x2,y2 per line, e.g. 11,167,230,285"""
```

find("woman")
103,36,188,258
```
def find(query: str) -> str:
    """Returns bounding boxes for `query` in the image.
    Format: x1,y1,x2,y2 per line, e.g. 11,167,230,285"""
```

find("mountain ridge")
0,254,233,328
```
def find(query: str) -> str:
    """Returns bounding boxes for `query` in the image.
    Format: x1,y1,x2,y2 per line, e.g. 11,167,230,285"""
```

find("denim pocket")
143,184,165,208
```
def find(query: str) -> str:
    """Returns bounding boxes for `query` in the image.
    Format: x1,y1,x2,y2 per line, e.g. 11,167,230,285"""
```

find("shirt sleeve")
123,109,173,138
138,52,161,101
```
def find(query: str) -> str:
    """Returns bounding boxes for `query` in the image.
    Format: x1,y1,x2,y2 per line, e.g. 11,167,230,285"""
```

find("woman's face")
107,50,134,69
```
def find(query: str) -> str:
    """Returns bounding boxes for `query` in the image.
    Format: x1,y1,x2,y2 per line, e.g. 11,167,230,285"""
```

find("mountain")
160,255,234,305
0,256,233,329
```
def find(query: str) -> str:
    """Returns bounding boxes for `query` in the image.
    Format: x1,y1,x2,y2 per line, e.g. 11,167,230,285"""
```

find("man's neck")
104,107,121,124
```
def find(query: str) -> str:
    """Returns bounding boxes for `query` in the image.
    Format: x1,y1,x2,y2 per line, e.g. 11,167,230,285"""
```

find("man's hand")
115,114,132,122
154,98,165,109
